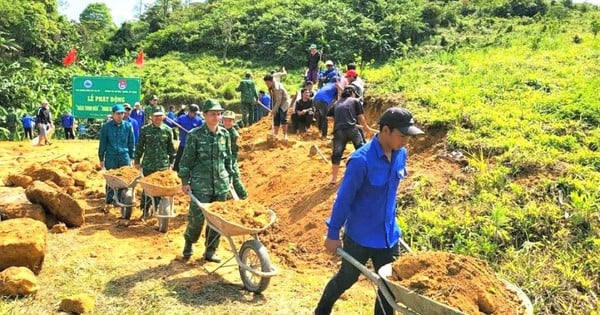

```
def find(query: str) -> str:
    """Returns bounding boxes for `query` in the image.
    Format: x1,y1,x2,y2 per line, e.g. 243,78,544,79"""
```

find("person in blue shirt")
166,105,178,140
313,80,340,138
257,90,271,121
61,111,75,140
172,104,204,172
98,104,135,214
314,107,425,315
21,114,34,140
123,103,140,145
318,60,340,88
130,102,145,127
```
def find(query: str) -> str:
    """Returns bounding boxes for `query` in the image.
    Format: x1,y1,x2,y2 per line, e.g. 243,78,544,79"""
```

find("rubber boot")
182,241,193,260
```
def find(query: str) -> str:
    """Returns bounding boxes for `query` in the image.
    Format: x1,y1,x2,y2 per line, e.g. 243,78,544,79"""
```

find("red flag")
135,49,144,67
62,48,77,66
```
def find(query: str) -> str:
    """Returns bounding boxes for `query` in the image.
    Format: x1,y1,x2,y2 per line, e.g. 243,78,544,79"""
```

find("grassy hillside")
363,12,599,314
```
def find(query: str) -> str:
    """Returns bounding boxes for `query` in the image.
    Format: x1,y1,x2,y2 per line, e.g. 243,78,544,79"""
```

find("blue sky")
59,0,600,27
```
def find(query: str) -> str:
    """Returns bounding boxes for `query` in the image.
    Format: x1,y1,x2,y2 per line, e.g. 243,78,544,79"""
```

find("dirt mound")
208,200,271,229
104,166,141,187
141,170,180,186
390,251,525,315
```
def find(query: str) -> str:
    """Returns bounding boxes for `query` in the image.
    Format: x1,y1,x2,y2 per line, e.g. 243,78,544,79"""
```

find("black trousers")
331,127,364,164
314,100,329,137
315,235,400,315
64,127,74,139
24,128,33,139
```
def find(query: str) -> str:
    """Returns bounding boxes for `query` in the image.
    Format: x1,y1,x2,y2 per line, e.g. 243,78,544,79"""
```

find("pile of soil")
208,200,271,229
390,251,525,315
105,166,140,185
141,170,180,187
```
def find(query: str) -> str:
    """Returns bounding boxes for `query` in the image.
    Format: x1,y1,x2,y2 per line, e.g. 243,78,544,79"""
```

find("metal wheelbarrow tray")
188,193,279,293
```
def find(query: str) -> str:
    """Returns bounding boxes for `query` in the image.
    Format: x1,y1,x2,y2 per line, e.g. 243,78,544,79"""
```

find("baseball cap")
202,99,225,112
345,69,358,78
378,107,424,136
152,111,165,116
151,95,158,100
309,44,317,49
222,110,236,119
325,60,334,66
112,104,125,113
123,103,131,109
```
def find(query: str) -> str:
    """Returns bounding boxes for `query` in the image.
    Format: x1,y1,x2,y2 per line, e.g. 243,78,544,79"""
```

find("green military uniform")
225,125,248,199
6,109,18,141
236,74,258,127
135,122,175,216
179,100,233,260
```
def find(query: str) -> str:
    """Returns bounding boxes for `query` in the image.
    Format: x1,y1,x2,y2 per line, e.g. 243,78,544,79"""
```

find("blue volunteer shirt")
326,135,408,249
61,114,74,128
21,116,34,128
259,94,271,109
125,117,140,145
313,83,338,106
176,114,203,147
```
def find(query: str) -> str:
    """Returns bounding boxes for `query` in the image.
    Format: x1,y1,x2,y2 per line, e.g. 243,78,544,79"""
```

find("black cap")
378,107,424,136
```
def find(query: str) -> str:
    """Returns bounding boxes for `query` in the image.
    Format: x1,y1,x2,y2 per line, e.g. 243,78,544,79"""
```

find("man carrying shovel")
314,107,425,315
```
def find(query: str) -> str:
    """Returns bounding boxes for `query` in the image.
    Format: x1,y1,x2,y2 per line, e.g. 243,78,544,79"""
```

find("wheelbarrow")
138,178,180,233
103,170,142,220
337,239,534,315
188,192,279,293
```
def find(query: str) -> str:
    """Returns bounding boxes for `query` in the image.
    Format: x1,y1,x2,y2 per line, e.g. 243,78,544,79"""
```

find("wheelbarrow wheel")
157,198,171,233
239,239,272,293
119,189,133,220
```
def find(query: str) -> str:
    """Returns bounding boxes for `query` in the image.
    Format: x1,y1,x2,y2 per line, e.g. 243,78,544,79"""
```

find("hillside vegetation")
0,0,598,314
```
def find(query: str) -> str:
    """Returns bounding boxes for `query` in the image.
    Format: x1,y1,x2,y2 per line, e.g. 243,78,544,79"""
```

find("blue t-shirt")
326,135,408,249
129,109,145,128
61,114,74,128
21,116,34,128
259,94,271,109
313,83,338,106
165,110,177,127
125,117,140,145
176,114,204,146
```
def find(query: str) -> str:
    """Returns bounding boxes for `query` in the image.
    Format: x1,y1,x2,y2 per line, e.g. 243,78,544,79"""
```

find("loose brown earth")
390,252,525,315
0,96,518,314
209,200,272,230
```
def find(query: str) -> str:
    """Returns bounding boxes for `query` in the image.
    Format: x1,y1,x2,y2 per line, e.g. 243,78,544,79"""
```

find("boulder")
26,168,74,187
0,188,46,224
50,223,67,233
0,266,39,296
25,181,84,227
0,218,47,274
3,174,33,188
59,294,95,314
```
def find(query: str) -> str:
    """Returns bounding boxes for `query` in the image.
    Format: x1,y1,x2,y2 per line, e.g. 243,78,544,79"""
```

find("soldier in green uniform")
134,110,176,219
235,72,258,127
144,95,165,125
179,99,233,262
221,110,248,199
6,107,18,141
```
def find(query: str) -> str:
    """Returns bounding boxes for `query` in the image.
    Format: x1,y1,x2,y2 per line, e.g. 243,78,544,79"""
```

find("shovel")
308,144,329,163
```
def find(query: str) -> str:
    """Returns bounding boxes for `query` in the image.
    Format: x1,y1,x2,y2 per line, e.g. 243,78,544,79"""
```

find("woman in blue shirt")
315,107,425,315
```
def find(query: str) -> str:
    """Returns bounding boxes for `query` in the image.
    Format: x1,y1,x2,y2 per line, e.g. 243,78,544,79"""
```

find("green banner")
72,76,141,119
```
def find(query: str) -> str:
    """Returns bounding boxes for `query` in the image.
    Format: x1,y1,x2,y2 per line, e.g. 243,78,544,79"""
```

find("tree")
78,3,117,59
592,20,600,38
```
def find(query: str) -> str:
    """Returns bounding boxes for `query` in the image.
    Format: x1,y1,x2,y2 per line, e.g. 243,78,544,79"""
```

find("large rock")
59,294,95,314
0,218,47,275
3,174,33,188
0,188,46,224
25,168,74,187
0,266,39,296
25,181,84,227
